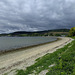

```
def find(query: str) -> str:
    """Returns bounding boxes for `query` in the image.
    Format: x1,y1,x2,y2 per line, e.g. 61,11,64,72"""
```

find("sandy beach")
0,37,73,75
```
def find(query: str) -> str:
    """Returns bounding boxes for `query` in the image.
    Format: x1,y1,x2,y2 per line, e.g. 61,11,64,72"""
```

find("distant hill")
0,29,70,37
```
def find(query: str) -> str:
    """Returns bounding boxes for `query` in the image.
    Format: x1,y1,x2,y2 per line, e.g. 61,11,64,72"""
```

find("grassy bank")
14,37,75,75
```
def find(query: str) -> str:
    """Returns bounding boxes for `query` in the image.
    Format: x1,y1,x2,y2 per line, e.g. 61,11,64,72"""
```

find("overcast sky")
0,0,75,33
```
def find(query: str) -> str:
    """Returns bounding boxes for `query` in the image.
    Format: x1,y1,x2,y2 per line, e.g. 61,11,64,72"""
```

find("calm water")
0,36,57,51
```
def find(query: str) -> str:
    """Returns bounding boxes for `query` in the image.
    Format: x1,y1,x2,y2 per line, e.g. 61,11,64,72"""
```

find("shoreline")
0,37,73,75
0,38,59,55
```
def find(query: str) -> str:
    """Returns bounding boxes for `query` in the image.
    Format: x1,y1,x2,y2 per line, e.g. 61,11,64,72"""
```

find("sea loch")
0,36,57,51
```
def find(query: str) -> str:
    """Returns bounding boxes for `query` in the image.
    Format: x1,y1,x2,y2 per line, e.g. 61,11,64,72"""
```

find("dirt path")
0,37,73,75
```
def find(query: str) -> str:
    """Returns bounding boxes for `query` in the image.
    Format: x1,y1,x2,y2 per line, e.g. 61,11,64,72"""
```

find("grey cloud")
0,0,75,33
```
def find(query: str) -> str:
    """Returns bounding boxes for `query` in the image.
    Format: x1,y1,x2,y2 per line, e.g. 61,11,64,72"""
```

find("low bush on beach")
16,37,75,75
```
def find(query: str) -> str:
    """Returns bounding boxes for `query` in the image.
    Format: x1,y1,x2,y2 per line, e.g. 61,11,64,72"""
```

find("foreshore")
0,37,73,75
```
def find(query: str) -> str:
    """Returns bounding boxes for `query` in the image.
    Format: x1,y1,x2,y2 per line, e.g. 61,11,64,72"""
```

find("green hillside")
0,29,69,37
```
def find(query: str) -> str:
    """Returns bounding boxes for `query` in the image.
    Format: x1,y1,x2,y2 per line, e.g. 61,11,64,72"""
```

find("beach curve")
0,37,73,75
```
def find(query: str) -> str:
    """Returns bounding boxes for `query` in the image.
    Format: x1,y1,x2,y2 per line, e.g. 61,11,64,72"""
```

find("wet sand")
0,37,73,75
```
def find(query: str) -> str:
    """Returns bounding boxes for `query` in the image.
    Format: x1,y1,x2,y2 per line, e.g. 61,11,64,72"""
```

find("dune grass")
16,37,75,75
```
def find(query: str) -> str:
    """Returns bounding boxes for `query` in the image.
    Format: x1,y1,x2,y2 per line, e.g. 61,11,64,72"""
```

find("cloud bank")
0,0,75,33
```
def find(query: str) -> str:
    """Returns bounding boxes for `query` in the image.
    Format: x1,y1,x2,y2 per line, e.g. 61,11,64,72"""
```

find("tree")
69,27,75,36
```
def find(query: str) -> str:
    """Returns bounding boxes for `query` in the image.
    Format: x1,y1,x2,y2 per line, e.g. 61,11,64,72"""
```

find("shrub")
69,27,75,36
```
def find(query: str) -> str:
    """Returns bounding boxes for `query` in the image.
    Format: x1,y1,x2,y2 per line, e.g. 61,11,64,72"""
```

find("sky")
0,0,75,33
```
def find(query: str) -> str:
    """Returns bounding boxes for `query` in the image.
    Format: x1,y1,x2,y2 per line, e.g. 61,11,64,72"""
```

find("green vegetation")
0,29,69,37
15,37,75,75
69,27,75,36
